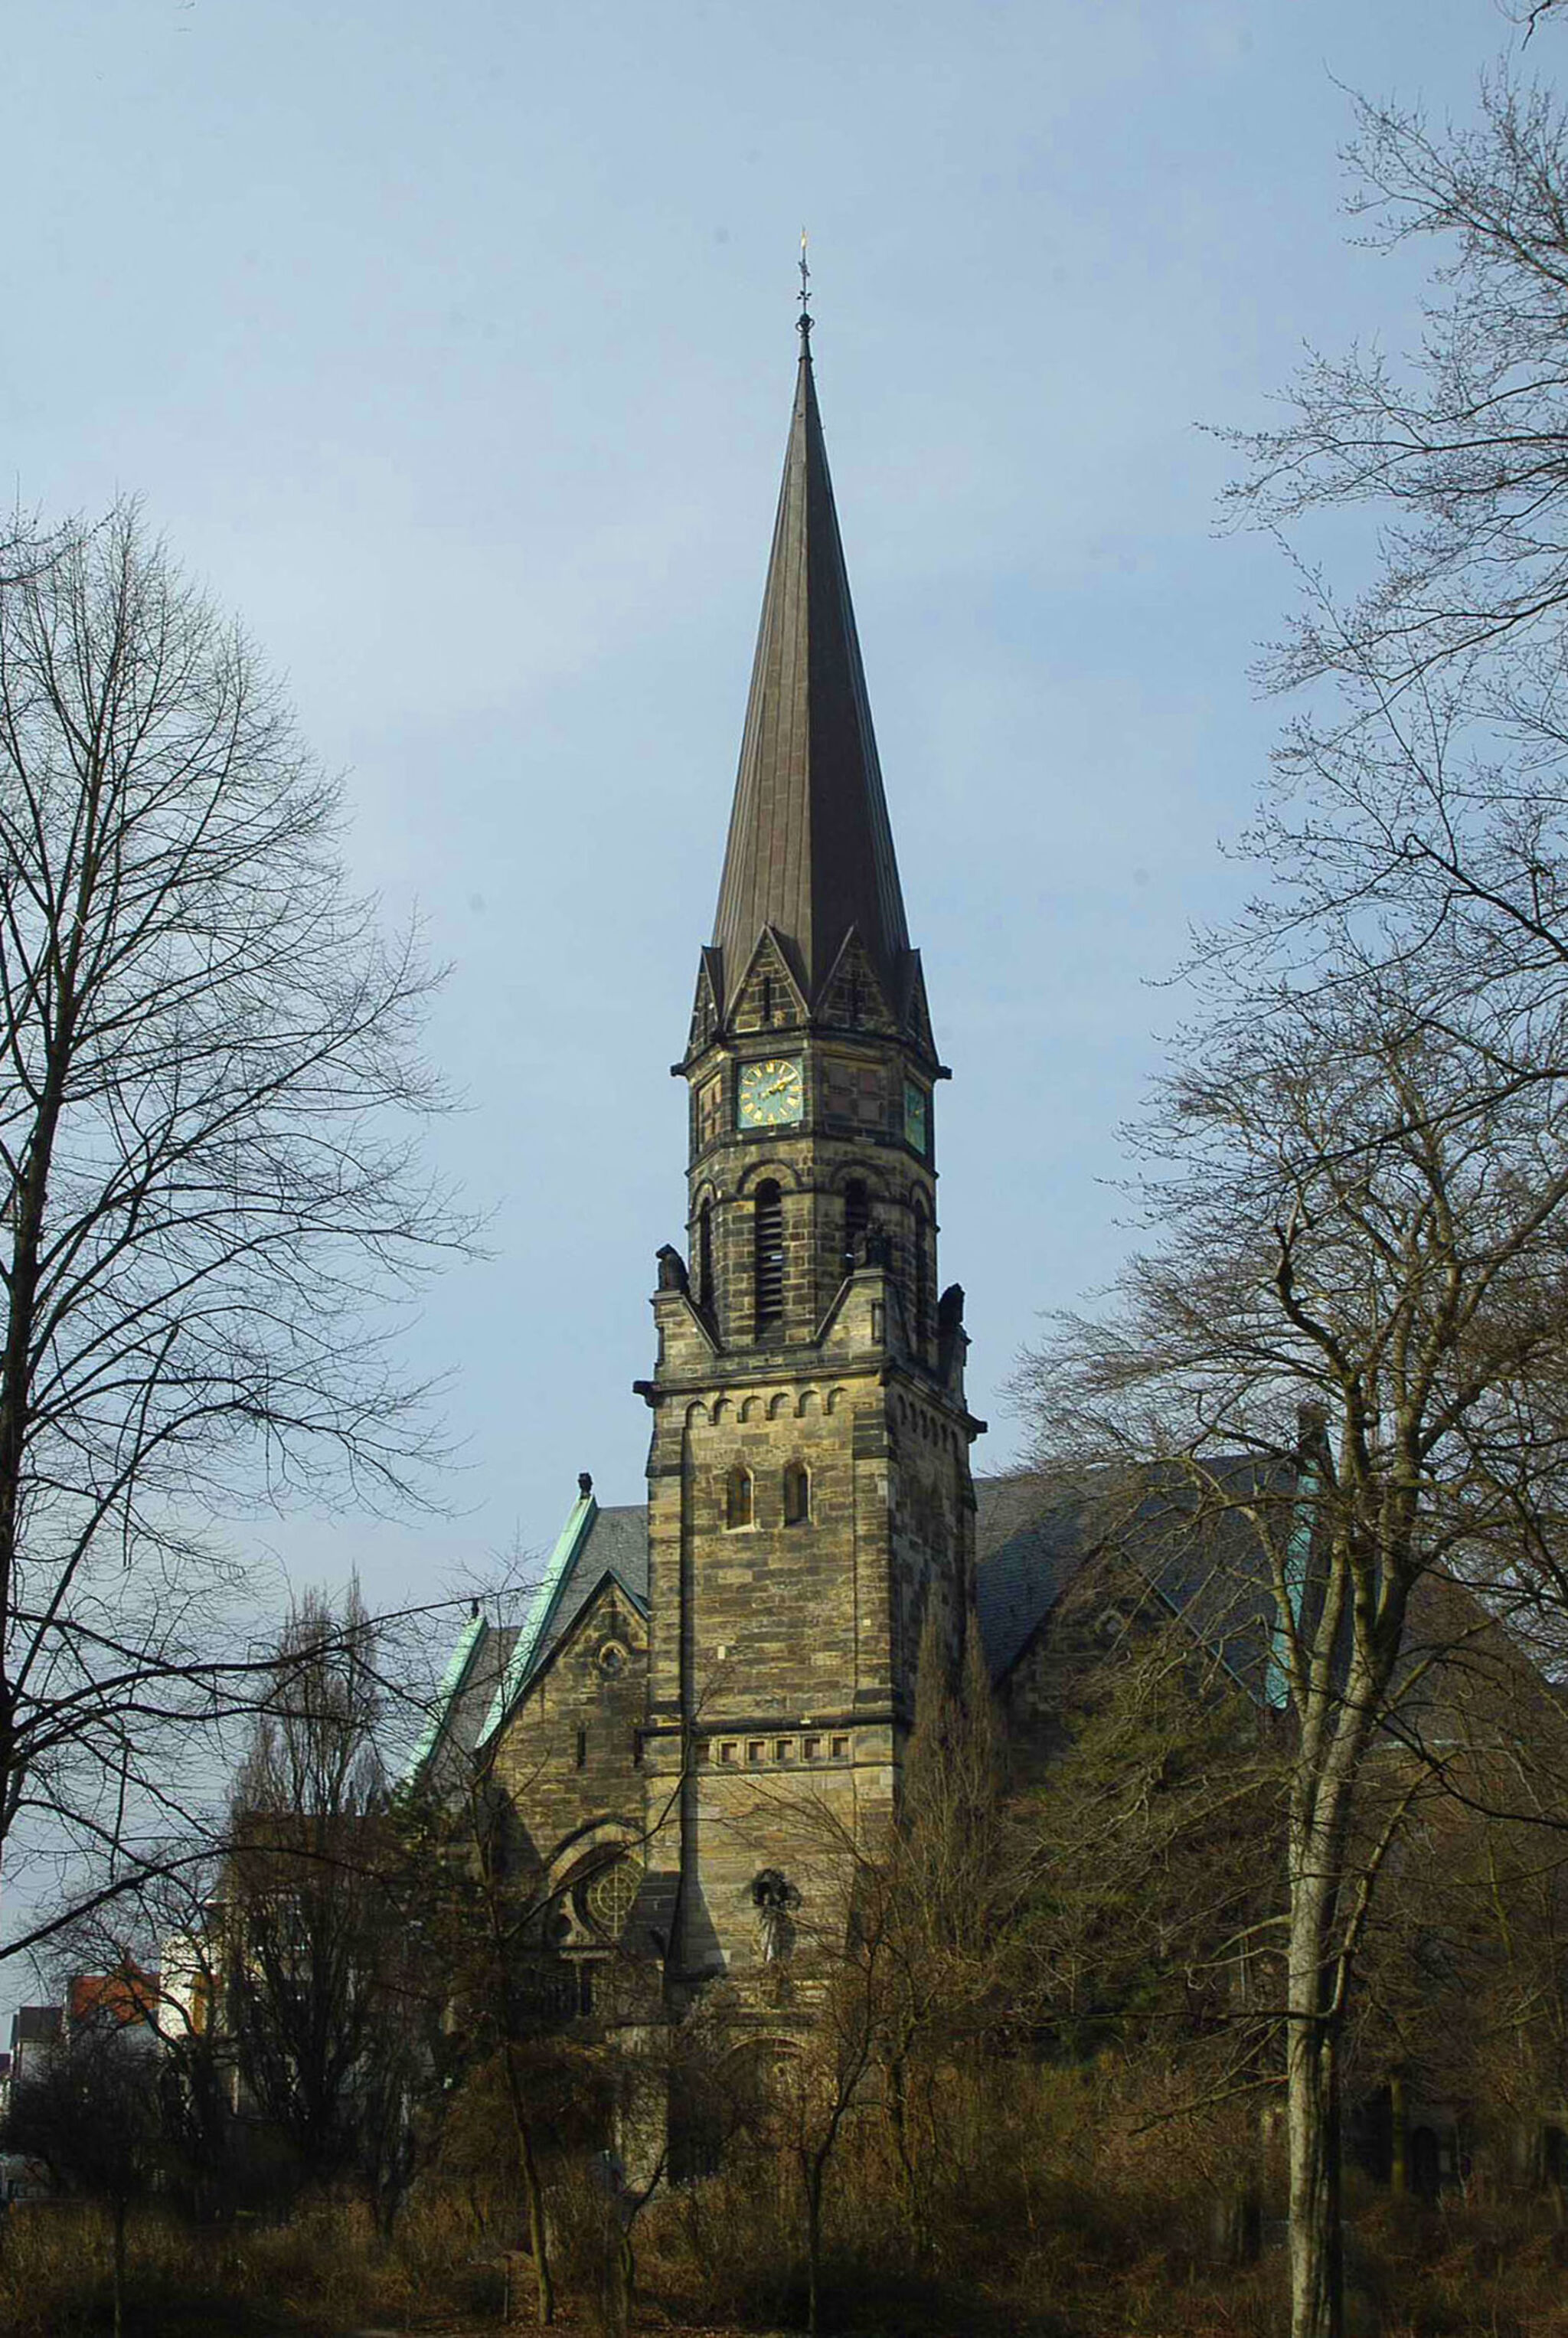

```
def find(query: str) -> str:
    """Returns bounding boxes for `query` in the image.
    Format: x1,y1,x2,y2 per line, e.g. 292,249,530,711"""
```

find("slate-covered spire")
711,326,910,1010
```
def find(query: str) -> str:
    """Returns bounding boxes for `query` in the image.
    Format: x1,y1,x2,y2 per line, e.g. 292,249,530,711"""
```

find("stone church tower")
635,313,985,1987
413,316,1001,2019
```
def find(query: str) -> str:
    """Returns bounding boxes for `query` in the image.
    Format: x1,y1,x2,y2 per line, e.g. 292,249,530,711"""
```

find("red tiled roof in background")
67,1965,161,2028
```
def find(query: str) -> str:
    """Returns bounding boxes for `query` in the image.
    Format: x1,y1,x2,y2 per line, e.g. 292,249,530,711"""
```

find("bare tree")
223,1587,418,2207
871,1615,1022,2250
394,1760,585,2328
1214,71,1568,1096
1348,1637,1568,2195
741,1862,898,2338
1056,67,1568,2333
707,1634,1021,2336
0,2011,165,2338
1016,971,1568,2338
0,502,466,1955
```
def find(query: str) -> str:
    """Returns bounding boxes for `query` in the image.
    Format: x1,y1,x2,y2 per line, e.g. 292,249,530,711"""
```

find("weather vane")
798,229,812,351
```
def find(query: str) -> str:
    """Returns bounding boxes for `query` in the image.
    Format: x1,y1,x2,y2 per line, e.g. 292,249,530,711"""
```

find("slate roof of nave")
972,1475,1095,1682
973,1463,1285,1699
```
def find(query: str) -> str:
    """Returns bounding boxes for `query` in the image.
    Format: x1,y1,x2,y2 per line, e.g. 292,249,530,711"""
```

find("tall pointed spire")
711,309,910,1010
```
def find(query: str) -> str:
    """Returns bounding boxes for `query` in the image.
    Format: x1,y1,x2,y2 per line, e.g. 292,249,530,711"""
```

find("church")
408,311,1256,2010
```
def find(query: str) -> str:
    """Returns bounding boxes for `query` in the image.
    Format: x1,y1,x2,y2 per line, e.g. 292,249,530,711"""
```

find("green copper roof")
475,1486,599,1749
402,1606,488,1784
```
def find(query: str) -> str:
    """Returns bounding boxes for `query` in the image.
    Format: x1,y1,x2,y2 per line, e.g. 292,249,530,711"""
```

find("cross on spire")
798,229,812,355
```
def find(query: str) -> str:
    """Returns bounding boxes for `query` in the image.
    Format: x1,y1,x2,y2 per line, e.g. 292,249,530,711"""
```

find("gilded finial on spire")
797,228,812,355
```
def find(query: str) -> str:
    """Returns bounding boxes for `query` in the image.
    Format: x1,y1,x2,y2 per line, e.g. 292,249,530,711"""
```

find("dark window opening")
698,1199,714,1311
761,974,774,1024
1410,2127,1441,2202
726,1465,754,1529
575,1726,587,1769
912,1198,930,1353
843,1179,869,1273
754,1179,784,1335
670,2085,724,2183
848,971,863,1025
783,1461,810,1525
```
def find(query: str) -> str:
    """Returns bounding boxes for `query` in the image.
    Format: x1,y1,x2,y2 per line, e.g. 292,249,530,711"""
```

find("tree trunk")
1284,1607,1392,2338
804,2156,824,2338
111,2196,127,2338
885,2045,926,2247
1212,2179,1262,2264
1287,1949,1344,2338
1389,2075,1409,2199
501,2041,554,2325
1285,1731,1362,2338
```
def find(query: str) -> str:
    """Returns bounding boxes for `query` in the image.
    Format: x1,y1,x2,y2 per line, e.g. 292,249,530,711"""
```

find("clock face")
738,1057,805,1128
903,1080,929,1154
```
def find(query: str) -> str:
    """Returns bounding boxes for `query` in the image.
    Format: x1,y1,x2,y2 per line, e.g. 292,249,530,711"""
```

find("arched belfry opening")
842,1179,869,1274
753,1180,784,1336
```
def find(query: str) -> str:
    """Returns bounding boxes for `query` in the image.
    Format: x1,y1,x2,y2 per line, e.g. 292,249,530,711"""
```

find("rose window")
580,1856,640,1939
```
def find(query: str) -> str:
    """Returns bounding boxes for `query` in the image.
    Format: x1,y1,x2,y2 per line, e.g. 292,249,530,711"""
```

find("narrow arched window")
726,1465,753,1529
760,974,774,1025
754,1180,784,1336
842,1179,869,1274
912,1195,930,1353
783,1461,810,1526
698,1199,714,1311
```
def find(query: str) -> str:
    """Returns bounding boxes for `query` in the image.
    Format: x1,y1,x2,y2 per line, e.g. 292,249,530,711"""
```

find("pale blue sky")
1,2,1525,1618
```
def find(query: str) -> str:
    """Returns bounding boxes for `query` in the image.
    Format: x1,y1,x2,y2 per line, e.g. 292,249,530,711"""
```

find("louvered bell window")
754,1180,784,1336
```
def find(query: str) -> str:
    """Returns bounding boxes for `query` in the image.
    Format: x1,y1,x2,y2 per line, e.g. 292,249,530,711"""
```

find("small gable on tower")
817,927,898,1036
730,927,807,1036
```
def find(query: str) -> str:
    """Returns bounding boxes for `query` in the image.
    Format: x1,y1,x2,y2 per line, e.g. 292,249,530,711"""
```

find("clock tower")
637,311,984,1990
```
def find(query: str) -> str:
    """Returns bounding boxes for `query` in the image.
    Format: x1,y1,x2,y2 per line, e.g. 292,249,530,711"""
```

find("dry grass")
3,2121,1568,2338
0,2193,505,2336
